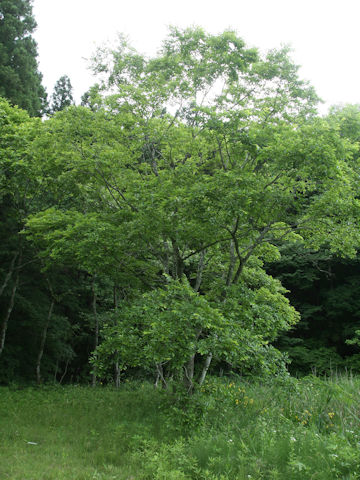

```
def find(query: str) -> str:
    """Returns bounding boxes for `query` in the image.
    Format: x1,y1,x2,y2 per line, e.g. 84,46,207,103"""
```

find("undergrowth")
1,375,360,479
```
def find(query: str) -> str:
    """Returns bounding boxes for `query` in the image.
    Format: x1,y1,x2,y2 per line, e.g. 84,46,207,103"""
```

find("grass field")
1,375,360,479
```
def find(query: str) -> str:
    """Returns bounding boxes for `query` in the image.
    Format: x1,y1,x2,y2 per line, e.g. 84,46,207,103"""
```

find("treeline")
1,1,360,387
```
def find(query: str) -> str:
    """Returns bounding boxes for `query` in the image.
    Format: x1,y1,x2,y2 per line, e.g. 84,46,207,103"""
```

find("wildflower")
328,412,335,419
290,436,296,442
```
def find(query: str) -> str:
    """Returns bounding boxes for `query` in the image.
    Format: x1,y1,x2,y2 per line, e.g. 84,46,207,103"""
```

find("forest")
1,2,360,479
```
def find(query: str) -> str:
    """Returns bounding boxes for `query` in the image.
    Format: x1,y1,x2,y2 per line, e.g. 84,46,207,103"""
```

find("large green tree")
25,29,360,389
0,0,46,116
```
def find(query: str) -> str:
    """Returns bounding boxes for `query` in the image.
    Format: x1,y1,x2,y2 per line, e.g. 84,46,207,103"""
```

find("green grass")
1,375,360,479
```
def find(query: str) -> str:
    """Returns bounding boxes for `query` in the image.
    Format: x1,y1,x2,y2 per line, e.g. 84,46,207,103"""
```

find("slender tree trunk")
0,250,18,297
194,250,205,292
114,361,121,388
184,357,195,393
59,359,69,384
113,285,121,388
184,329,202,393
54,359,59,384
198,352,213,386
161,240,170,275
155,363,167,389
36,299,54,385
171,240,184,279
0,254,21,357
225,240,236,287
91,276,98,387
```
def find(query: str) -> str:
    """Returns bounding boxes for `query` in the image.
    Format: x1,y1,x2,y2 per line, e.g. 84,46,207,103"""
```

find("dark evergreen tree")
0,0,46,116
49,75,74,113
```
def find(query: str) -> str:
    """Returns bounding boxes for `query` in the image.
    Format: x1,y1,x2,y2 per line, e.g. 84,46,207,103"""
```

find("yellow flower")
328,412,335,419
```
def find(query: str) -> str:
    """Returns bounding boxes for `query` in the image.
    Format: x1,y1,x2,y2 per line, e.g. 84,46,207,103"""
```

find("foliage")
267,104,360,375
1,378,360,479
1,29,360,385
49,75,74,114
22,28,360,387
0,0,46,116
93,277,297,389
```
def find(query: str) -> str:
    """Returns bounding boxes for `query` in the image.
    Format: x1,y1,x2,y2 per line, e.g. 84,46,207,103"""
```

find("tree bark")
194,250,206,292
155,363,167,389
113,284,121,388
36,299,54,385
198,352,213,386
0,254,21,357
225,240,236,287
183,358,195,393
114,361,121,388
91,276,98,387
59,359,69,384
0,250,18,297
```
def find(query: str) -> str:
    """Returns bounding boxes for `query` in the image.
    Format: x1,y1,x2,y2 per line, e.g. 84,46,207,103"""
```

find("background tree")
267,105,360,375
0,0,46,116
49,75,74,114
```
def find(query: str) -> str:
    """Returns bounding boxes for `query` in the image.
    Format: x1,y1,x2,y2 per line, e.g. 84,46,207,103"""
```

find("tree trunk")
184,356,195,393
91,276,98,387
171,240,184,279
225,240,236,287
155,363,167,389
198,352,213,386
0,255,21,357
184,329,202,393
194,250,206,292
113,284,121,388
54,359,59,384
59,359,69,384
0,250,19,297
114,360,121,388
36,299,54,385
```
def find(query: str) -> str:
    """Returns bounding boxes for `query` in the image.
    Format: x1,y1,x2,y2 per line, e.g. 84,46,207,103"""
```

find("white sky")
33,0,360,114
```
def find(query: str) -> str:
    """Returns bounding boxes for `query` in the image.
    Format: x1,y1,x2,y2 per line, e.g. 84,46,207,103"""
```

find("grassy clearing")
1,375,360,479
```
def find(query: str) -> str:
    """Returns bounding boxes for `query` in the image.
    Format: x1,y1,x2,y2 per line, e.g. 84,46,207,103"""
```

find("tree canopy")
49,74,74,114
22,28,360,389
0,0,46,116
1,28,360,387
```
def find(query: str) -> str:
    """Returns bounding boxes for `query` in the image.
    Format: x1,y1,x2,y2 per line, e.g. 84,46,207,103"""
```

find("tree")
25,29,360,390
267,105,360,375
49,75,74,114
0,0,46,116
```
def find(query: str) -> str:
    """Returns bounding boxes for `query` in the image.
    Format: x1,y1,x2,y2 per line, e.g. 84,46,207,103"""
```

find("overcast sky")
32,0,360,114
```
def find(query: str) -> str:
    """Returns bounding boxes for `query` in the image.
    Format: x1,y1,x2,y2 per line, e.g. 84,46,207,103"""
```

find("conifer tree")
49,75,74,114
0,0,46,116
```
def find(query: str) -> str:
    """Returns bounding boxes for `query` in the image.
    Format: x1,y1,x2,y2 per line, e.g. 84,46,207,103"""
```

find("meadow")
1,375,360,479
